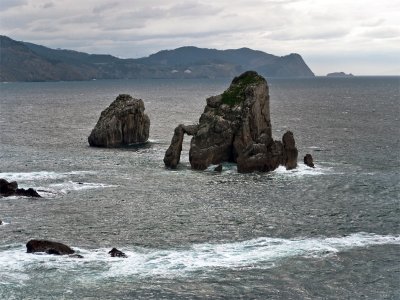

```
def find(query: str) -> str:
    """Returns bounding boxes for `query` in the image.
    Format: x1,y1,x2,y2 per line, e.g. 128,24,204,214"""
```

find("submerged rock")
214,164,223,172
26,239,75,255
88,94,150,147
164,71,299,173
0,178,41,197
304,153,315,168
108,247,127,258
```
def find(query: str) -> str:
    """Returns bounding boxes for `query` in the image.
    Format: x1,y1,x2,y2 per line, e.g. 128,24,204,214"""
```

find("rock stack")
164,71,298,173
88,94,150,147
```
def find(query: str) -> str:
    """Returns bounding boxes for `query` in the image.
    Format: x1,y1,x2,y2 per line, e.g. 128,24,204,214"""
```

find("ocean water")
0,76,399,299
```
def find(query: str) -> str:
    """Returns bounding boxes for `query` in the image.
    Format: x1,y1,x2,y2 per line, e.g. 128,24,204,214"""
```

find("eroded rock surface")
88,94,150,147
164,71,299,173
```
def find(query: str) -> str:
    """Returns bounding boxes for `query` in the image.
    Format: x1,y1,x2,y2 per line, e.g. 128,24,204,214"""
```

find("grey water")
0,76,399,299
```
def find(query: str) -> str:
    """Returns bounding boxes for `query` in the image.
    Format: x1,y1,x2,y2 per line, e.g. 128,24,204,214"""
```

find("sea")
0,76,399,299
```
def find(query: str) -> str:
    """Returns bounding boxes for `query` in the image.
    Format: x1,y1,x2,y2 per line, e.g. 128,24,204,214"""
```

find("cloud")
0,0,399,74
361,26,400,39
42,2,54,9
267,28,349,41
0,0,27,11
92,2,120,14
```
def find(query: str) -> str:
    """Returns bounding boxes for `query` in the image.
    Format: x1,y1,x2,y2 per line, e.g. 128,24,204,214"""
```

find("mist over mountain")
0,36,314,82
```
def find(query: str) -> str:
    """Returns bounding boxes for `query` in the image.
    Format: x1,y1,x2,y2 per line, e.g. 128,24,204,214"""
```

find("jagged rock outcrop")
108,248,127,258
164,71,299,173
26,239,75,255
0,178,41,197
88,94,150,147
304,153,315,168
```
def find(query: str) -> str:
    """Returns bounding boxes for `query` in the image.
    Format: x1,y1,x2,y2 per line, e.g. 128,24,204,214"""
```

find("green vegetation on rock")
221,71,265,106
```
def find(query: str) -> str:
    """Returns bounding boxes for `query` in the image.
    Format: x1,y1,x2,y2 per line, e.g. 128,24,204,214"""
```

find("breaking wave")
0,232,398,284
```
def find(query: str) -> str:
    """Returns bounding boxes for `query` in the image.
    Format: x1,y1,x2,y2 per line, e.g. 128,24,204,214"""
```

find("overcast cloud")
1,0,399,75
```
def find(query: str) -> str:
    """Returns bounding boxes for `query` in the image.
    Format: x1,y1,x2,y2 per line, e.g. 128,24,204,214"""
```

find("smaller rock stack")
88,94,150,147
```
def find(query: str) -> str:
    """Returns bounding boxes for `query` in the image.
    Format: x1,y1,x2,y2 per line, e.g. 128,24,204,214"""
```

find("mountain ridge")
0,35,314,82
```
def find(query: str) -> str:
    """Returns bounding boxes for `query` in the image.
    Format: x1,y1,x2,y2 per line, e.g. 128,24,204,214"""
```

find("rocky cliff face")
164,71,298,172
88,94,150,147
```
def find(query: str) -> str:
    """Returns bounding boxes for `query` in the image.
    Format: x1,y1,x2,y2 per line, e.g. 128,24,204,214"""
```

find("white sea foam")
49,181,117,193
0,233,398,283
148,138,160,143
273,164,326,177
0,171,114,197
0,171,96,182
205,163,237,173
204,162,325,177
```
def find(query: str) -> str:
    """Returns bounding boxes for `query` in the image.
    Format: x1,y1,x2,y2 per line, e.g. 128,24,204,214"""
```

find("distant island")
0,35,315,82
326,72,354,77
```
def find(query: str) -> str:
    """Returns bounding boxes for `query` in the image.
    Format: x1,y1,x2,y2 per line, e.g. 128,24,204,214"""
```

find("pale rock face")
88,94,150,147
164,71,298,173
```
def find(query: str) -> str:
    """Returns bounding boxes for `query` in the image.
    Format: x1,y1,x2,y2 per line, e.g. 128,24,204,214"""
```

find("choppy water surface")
0,77,399,299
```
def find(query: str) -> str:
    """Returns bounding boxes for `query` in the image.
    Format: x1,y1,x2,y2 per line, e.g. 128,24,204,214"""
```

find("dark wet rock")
69,254,84,259
0,178,18,196
15,188,41,197
164,71,299,173
45,248,62,255
282,131,298,170
108,247,127,258
26,239,75,255
0,178,41,197
0,219,2,225
88,94,150,147
304,153,315,168
214,164,223,172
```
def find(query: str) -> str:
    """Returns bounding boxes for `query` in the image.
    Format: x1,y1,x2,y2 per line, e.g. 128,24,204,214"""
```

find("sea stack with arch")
164,71,298,173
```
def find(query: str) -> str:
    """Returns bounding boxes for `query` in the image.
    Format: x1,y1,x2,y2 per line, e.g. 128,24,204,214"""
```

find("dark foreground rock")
109,248,127,258
0,178,41,197
164,71,298,173
304,153,315,168
88,94,150,147
26,239,75,255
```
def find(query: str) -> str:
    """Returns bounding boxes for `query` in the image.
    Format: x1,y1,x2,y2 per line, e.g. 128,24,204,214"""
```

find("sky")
1,0,399,75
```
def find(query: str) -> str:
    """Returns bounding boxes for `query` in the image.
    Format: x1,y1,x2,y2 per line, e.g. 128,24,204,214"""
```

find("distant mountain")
327,72,354,77
0,36,314,82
